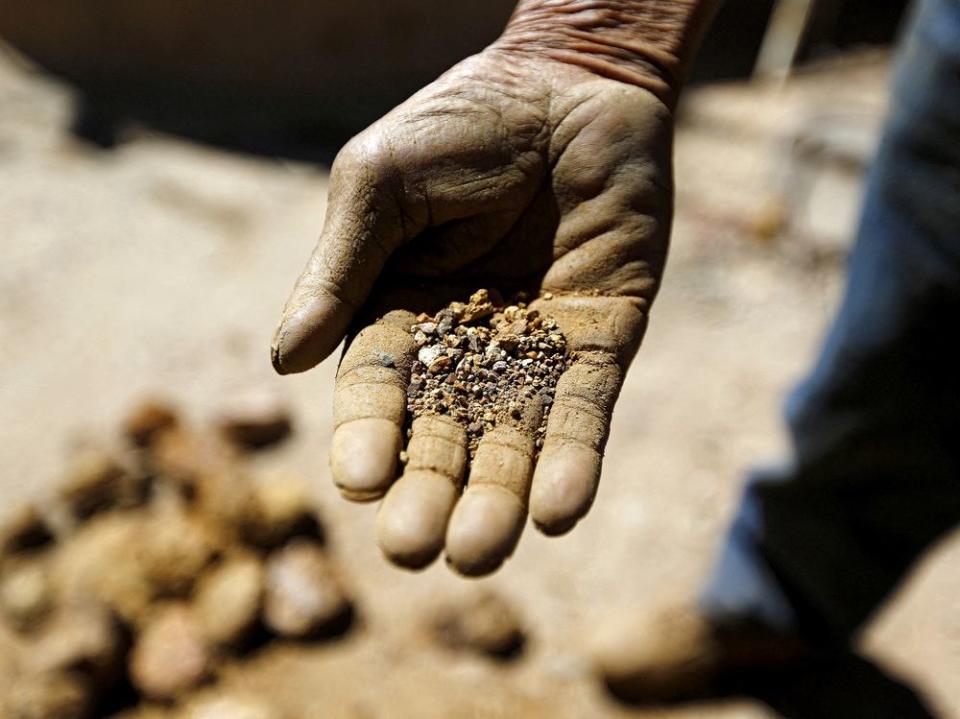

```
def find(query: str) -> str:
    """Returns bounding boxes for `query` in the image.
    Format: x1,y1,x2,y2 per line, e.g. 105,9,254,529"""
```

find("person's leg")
596,0,960,699
703,0,960,643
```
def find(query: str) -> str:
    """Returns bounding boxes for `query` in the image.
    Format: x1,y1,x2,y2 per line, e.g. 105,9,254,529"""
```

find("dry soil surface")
2,48,959,718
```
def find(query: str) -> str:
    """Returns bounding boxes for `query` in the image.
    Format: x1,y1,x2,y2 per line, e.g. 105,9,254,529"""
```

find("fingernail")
330,419,401,500
376,471,457,570
270,336,287,375
445,486,524,577
270,298,347,375
530,445,599,534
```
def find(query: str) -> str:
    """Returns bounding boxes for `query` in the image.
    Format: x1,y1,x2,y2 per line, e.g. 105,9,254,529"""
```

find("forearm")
497,0,721,105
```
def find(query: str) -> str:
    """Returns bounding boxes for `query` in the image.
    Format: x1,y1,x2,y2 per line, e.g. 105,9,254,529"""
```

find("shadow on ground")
609,652,938,719
747,652,937,719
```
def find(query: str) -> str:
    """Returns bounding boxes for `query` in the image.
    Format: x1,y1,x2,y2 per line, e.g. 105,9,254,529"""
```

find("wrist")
495,0,718,106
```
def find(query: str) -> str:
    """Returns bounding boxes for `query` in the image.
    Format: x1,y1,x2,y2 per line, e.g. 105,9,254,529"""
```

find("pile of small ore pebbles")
406,290,570,456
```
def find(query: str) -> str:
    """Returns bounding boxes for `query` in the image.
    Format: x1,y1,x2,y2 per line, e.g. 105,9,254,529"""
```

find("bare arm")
499,0,720,104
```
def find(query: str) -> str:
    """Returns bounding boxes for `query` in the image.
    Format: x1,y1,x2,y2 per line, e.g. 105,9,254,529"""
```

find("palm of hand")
273,49,673,575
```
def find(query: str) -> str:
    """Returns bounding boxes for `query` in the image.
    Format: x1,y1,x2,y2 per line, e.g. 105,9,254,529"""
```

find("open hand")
271,44,673,575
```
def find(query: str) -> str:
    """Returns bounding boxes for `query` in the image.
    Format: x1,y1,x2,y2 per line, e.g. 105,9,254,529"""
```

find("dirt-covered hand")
271,45,673,576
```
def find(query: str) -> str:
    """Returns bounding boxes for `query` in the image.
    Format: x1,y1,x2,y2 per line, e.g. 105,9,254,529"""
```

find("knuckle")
336,131,398,190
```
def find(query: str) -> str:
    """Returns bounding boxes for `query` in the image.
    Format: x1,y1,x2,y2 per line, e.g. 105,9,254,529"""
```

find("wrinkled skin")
272,46,674,576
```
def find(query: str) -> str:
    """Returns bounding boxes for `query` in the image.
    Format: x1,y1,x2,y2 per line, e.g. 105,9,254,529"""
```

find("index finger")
330,311,416,501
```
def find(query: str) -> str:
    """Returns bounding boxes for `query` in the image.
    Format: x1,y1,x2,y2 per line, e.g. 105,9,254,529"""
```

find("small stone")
129,604,213,701
373,351,395,368
0,505,54,557
504,319,528,335
216,390,292,450
181,693,284,719
235,473,320,549
111,708,172,719
59,447,139,520
27,600,125,688
497,335,519,353
6,671,94,719
417,345,444,367
461,289,496,322
54,512,156,626
427,590,525,658
123,399,179,448
0,558,55,633
193,554,264,648
263,540,350,638
428,356,452,374
149,428,237,497
413,322,437,335
138,507,218,598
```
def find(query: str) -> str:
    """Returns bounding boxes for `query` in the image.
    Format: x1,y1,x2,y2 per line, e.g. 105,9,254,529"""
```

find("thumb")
271,140,418,374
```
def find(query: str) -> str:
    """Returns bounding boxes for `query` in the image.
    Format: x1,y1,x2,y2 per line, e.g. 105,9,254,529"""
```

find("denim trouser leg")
701,0,960,641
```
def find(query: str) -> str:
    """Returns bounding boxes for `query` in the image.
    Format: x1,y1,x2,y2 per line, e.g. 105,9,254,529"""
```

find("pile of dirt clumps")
407,290,570,456
0,398,351,718
1,392,537,717
425,590,526,660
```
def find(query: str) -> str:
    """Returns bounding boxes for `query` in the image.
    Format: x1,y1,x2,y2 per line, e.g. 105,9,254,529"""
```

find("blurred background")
2,1,958,717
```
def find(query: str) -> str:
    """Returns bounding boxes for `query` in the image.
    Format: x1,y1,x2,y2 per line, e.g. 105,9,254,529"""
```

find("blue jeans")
701,0,960,642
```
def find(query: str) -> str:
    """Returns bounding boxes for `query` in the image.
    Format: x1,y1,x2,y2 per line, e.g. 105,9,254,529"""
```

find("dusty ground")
2,46,959,717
